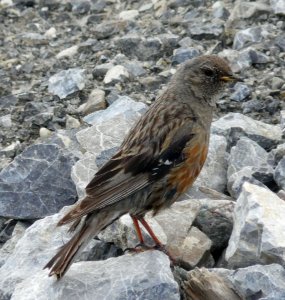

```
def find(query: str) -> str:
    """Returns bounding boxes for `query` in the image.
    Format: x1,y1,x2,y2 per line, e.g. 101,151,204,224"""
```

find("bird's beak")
220,75,243,82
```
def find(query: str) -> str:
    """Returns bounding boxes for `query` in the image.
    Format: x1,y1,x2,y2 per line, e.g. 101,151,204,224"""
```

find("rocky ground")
0,0,285,299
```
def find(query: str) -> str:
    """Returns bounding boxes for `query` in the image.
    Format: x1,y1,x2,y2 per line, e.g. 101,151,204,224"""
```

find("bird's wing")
58,101,200,225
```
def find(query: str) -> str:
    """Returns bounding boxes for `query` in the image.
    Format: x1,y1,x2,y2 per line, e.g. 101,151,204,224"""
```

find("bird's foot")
124,243,152,254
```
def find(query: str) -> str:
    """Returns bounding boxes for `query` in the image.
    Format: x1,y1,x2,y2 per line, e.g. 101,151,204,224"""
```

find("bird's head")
173,55,242,107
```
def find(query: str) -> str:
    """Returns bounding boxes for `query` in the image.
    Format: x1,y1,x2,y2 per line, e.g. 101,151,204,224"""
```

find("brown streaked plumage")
44,55,239,278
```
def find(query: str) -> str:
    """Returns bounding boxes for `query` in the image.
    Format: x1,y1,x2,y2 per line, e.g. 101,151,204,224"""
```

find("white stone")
119,9,139,20
66,115,81,129
11,251,179,300
212,112,282,149
44,27,57,39
103,65,130,85
225,183,285,268
82,88,106,115
56,45,79,59
39,127,52,139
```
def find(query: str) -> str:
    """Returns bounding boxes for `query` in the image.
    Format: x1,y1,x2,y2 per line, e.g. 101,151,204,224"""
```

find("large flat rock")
11,251,180,300
0,143,78,219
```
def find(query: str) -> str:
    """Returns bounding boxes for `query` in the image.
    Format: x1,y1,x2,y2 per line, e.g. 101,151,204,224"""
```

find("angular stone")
48,68,86,99
227,137,268,178
11,251,179,300
212,1,230,20
274,158,285,190
103,65,130,85
194,199,234,253
212,113,282,150
0,143,78,219
271,0,285,15
187,22,224,40
0,206,125,299
66,115,81,129
227,166,268,199
119,9,139,20
195,134,228,193
214,264,285,300
230,83,251,102
227,1,270,23
182,267,242,300
275,34,285,52
233,26,270,50
82,89,106,115
56,45,79,59
224,183,285,268
92,20,124,40
115,35,165,61
0,221,29,267
172,47,200,65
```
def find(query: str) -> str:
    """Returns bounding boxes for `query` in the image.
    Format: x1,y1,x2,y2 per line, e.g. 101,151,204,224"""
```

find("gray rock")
0,206,125,299
92,20,124,40
242,99,264,114
56,45,78,59
187,21,224,40
119,9,139,21
182,267,242,300
274,158,285,190
65,115,81,129
123,61,146,77
212,113,282,150
103,65,130,85
115,35,163,61
230,82,251,102
233,26,270,50
271,0,285,15
11,251,179,300
71,0,91,14
214,264,285,300
194,199,234,253
219,49,252,73
275,34,285,51
271,76,284,90
227,1,270,24
92,63,114,79
0,114,12,128
48,68,86,99
212,1,230,20
172,47,200,65
0,143,78,219
195,134,228,193
82,88,106,115
227,166,272,199
0,221,29,267
247,48,270,64
83,96,147,126
224,183,285,268
269,143,285,165
227,137,268,178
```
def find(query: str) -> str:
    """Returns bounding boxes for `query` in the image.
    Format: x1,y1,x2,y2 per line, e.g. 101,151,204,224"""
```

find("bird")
44,55,239,279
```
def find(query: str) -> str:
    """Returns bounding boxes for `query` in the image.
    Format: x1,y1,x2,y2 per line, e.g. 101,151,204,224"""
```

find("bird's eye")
203,68,215,77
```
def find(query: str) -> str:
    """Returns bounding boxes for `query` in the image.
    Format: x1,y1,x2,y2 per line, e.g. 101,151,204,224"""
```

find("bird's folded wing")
58,118,197,225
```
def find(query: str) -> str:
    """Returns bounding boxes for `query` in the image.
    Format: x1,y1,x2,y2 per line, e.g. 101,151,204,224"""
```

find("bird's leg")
138,217,176,264
124,215,150,253
138,217,163,247
131,215,144,246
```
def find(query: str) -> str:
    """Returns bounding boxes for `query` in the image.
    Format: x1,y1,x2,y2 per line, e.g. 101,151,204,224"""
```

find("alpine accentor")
45,55,239,278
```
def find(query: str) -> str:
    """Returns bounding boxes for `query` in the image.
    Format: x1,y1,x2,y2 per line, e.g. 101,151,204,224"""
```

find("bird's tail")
44,210,122,279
